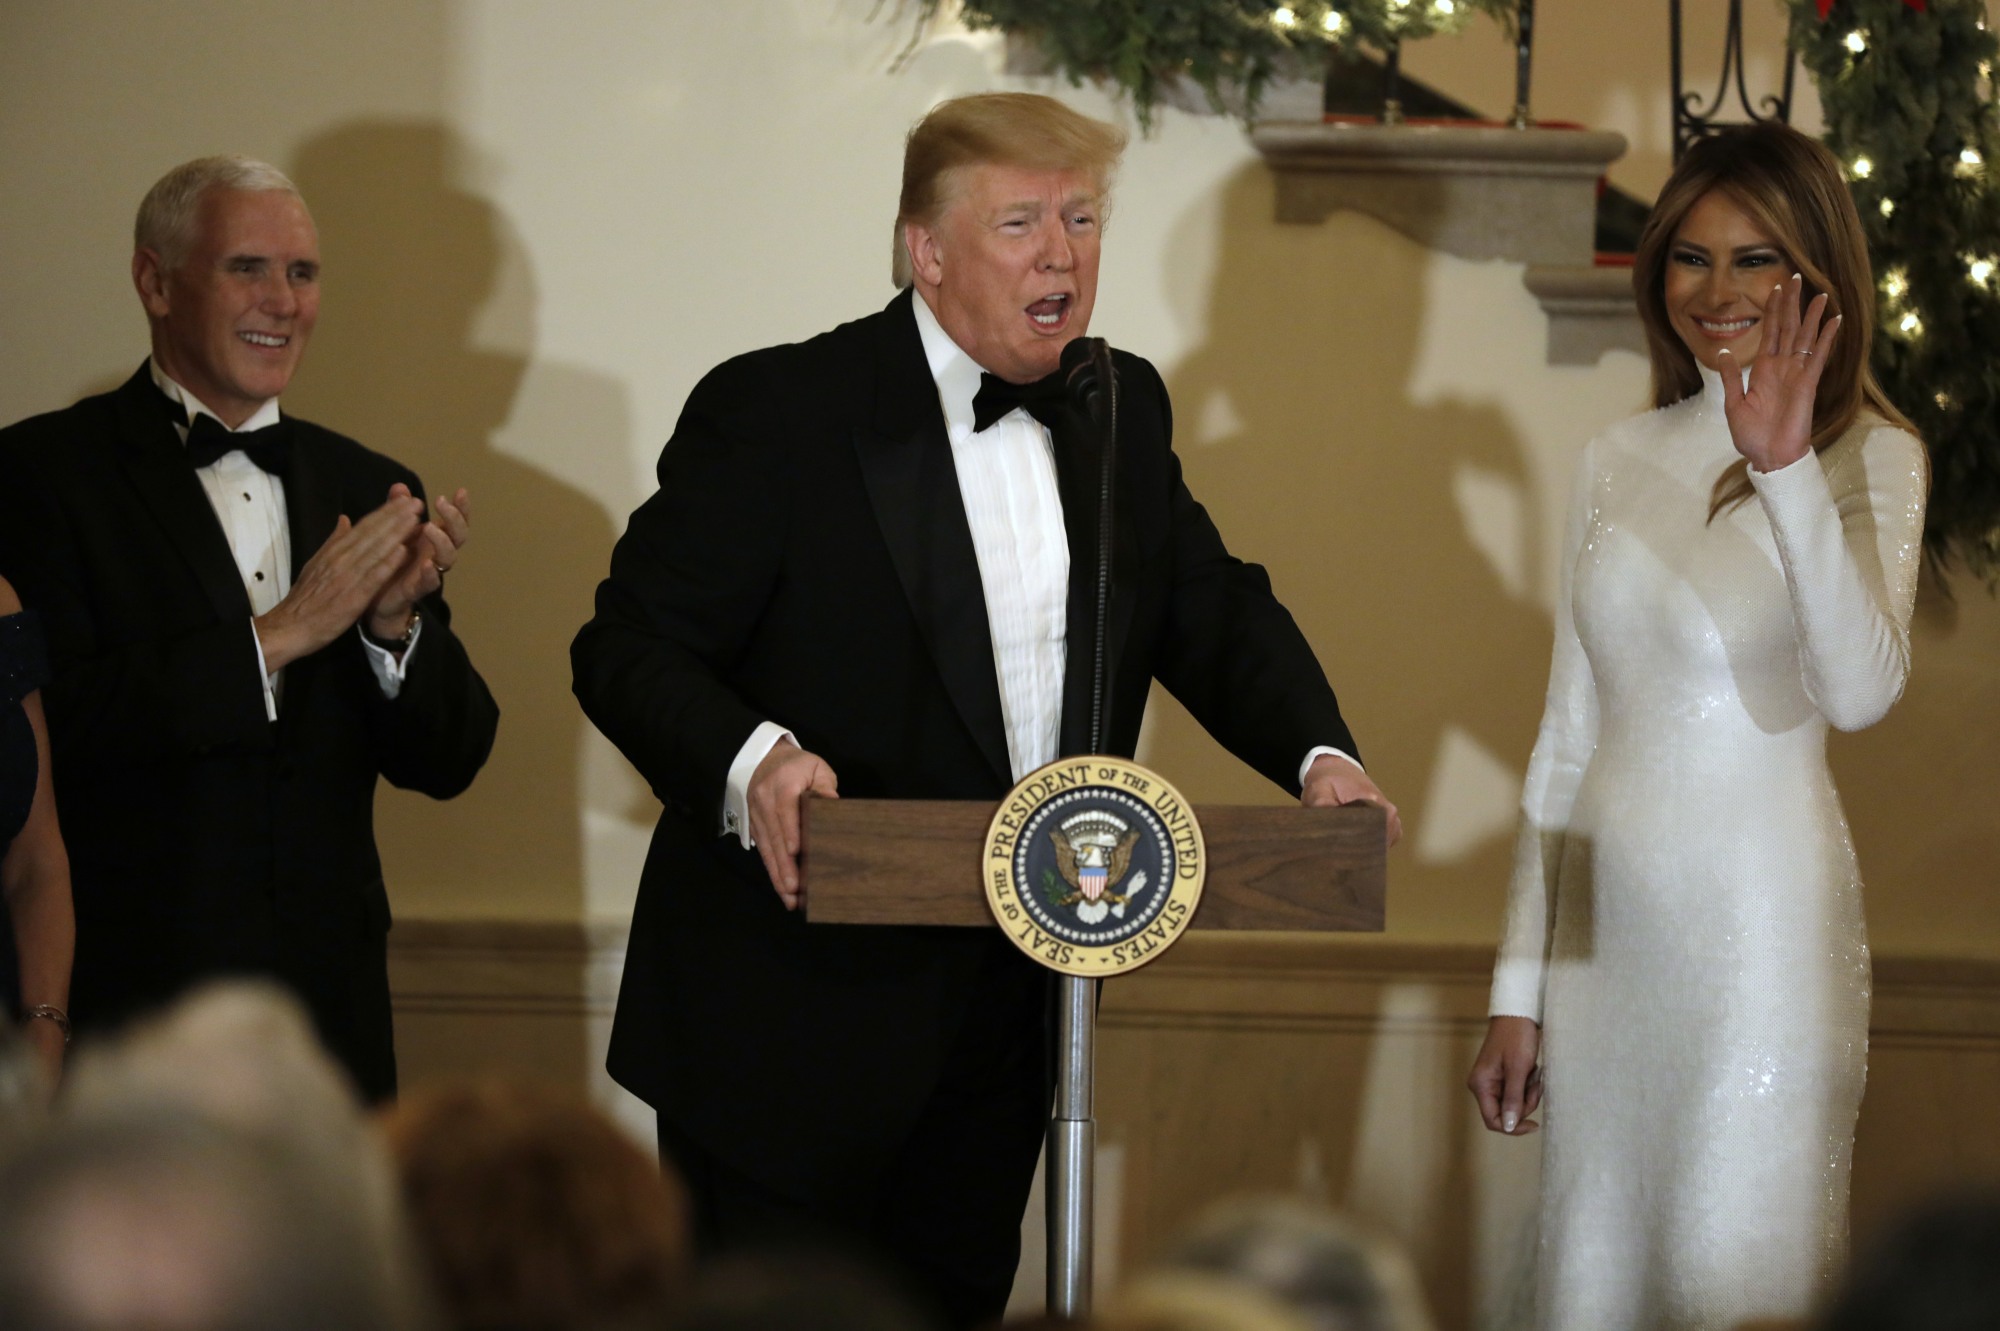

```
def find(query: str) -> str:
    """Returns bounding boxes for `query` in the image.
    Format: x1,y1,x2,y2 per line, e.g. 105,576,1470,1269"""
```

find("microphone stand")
1048,338,1118,1318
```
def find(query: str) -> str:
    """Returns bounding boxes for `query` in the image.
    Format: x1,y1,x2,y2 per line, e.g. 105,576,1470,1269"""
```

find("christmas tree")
1792,0,2000,581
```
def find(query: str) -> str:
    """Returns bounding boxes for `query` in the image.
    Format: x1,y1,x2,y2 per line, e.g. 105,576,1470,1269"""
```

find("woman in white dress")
1466,123,1928,1331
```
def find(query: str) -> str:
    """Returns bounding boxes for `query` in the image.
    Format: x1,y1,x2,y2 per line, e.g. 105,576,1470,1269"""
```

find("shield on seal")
1079,865,1109,901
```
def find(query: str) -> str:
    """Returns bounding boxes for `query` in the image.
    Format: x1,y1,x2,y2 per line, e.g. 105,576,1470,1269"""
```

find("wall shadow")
283,121,626,1087
1129,162,1560,1327
1146,163,1553,934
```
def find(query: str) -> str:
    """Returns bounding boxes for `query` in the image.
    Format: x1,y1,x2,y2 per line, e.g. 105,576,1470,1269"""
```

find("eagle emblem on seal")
1049,810,1150,925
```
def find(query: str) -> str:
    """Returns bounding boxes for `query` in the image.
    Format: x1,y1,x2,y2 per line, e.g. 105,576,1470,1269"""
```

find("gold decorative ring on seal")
981,756,1206,978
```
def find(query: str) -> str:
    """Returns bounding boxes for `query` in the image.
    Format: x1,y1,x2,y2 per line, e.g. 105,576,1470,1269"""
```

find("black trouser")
658,945,1049,1331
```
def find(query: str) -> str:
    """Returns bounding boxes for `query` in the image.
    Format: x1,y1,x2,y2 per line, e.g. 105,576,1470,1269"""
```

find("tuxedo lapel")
852,295,1012,788
109,369,252,626
279,421,341,581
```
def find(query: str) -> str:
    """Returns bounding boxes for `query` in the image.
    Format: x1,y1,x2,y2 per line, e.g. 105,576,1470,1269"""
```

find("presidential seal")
983,756,1205,978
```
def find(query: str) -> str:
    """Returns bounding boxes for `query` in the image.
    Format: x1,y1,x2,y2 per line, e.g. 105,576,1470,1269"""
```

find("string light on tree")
1792,0,2000,578
1272,6,1298,28
1323,9,1345,32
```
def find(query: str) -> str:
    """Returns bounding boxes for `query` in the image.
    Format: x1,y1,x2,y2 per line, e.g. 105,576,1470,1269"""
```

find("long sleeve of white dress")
1749,424,1928,732
1491,442,1601,1024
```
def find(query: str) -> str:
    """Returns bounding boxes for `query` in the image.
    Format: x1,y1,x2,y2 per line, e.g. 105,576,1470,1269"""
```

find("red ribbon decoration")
1817,0,1927,18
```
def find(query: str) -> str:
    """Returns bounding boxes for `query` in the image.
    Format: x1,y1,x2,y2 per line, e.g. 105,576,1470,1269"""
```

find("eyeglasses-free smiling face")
1664,188,1799,374
135,187,321,428
904,162,1103,385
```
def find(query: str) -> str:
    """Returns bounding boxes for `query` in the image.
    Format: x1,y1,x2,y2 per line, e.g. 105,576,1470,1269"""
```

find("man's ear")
903,219,945,289
132,248,172,318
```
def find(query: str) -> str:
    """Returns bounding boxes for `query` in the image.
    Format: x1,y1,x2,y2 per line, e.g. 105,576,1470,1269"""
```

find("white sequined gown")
1489,370,1928,1331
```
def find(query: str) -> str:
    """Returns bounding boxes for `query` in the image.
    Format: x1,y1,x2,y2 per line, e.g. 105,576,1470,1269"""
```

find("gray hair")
59,981,427,1323
0,1107,437,1331
135,155,302,271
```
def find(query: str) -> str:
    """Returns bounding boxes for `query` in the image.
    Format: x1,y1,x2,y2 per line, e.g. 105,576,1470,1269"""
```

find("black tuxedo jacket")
0,366,499,1099
572,290,1355,1201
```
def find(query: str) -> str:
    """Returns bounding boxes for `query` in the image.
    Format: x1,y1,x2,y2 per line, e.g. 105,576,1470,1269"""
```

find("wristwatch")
365,608,421,654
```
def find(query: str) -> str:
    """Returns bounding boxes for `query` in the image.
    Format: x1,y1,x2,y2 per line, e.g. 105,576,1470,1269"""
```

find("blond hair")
892,92,1127,287
1632,123,1920,519
135,155,301,272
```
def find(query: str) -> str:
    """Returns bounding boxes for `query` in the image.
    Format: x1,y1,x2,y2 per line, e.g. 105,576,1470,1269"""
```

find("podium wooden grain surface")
802,800,1385,932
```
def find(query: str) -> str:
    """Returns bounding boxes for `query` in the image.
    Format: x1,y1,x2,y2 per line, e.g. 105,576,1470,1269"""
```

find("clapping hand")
367,484,471,642
1717,273,1840,473
255,491,423,671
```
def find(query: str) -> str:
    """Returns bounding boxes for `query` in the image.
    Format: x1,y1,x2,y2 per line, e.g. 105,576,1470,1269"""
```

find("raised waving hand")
1716,273,1841,473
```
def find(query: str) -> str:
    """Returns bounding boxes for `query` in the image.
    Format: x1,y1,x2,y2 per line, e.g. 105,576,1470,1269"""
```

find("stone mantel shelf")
1250,121,1638,359
1251,121,1627,267
1522,263,1646,365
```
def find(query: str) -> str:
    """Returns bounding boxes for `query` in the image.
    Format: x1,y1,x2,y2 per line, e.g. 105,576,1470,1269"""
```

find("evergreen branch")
1791,0,2000,582
910,0,1515,130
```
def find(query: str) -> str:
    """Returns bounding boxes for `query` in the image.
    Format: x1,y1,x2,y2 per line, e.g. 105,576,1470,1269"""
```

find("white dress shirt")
150,362,418,720
720,299,1357,846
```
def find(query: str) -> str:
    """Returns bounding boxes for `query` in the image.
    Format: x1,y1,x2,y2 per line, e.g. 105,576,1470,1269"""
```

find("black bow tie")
184,412,293,474
971,370,1071,434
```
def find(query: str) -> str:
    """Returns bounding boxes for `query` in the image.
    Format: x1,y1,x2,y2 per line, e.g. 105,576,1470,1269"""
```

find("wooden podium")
803,797,1387,1313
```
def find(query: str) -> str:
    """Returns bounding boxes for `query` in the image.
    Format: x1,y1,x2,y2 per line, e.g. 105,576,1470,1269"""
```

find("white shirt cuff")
722,721,796,848
1299,746,1362,787
357,616,424,698
248,620,278,722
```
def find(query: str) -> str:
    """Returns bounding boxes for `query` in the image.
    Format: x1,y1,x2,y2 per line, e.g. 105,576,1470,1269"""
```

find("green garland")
1790,0,2000,581
918,0,1514,128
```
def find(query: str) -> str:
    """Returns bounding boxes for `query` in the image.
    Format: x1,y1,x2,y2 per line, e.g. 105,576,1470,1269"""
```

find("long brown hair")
1631,123,1919,519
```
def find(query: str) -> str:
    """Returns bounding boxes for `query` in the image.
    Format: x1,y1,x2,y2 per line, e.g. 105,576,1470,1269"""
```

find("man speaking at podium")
572,93,1397,1327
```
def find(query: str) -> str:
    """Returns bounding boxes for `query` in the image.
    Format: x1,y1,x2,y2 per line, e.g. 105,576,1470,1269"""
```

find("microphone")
1057,335,1119,754
1060,336,1113,426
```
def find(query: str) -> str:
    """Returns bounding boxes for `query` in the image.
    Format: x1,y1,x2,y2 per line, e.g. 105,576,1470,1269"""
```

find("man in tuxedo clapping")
0,156,499,1100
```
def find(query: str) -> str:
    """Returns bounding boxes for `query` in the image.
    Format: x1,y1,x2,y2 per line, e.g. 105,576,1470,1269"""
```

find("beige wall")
1,3,1994,948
